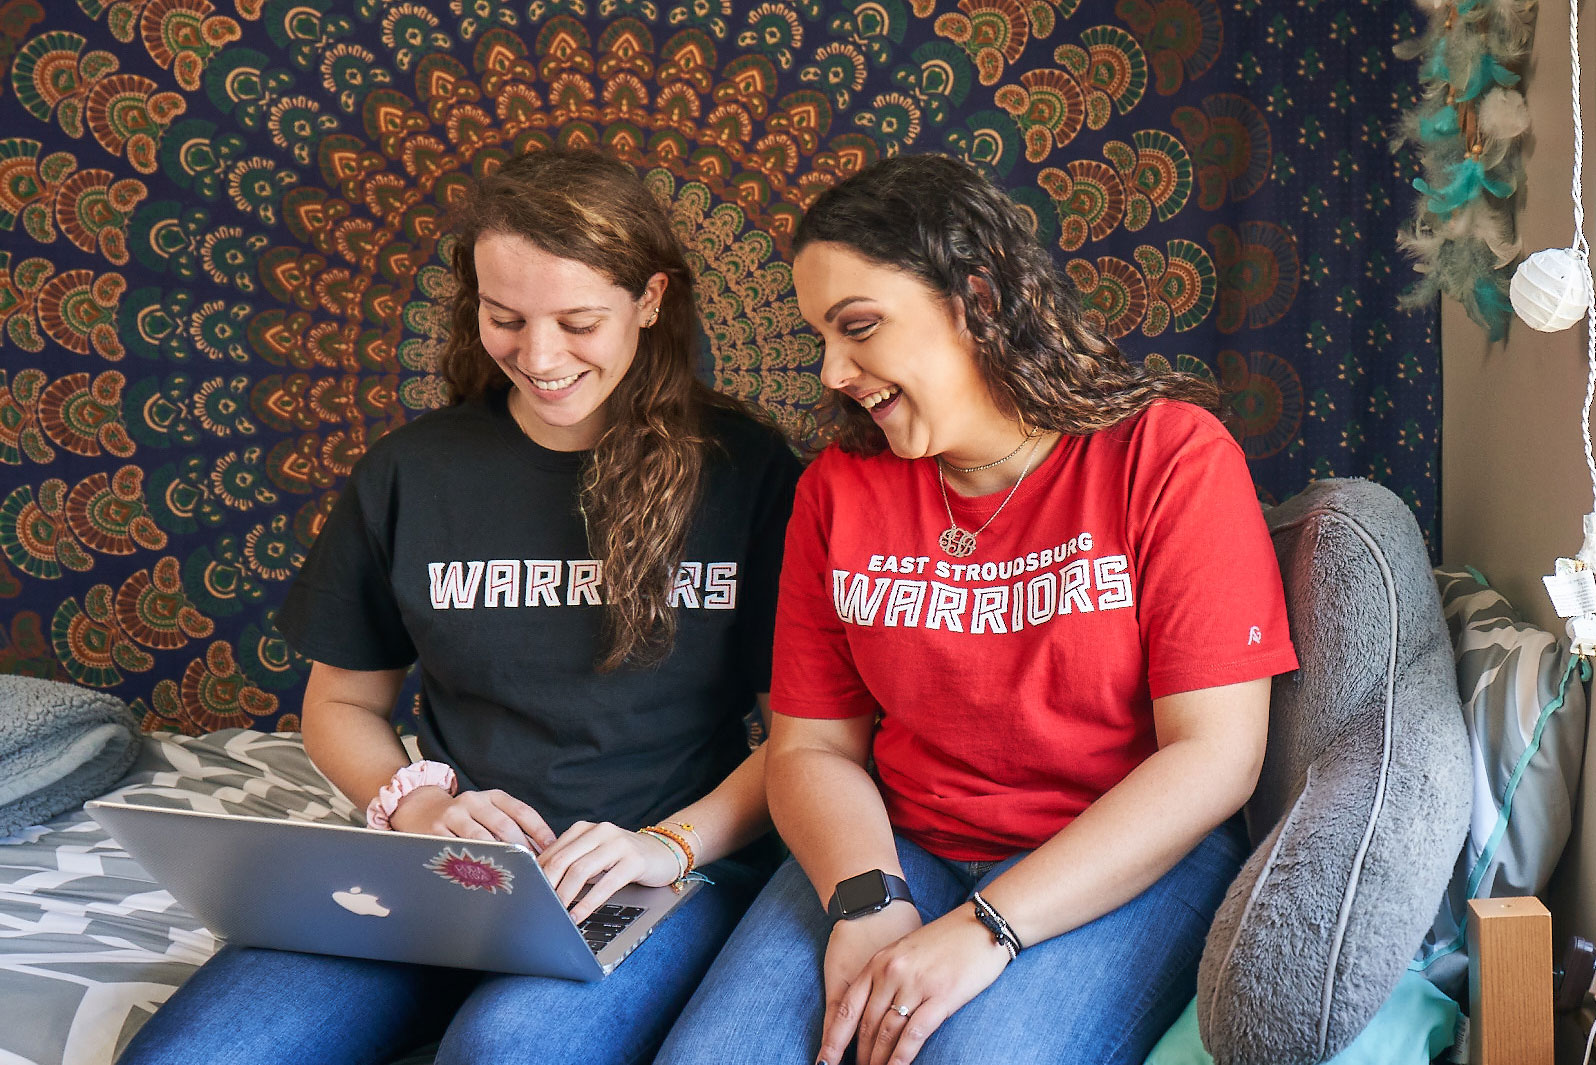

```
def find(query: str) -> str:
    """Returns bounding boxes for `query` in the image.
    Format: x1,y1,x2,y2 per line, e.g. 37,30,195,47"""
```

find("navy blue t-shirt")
276,388,801,834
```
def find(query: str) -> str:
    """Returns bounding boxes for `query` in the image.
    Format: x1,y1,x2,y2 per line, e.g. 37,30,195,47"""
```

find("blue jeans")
655,821,1247,1065
117,859,765,1065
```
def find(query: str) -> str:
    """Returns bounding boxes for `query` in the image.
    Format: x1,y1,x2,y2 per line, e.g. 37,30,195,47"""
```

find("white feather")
1477,88,1531,141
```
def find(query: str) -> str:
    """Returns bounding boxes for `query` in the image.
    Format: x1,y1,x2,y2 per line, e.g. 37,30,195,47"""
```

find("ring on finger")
888,1003,911,1018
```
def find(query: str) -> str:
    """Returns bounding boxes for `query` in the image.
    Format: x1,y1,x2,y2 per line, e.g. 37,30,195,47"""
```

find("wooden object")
1469,897,1554,1065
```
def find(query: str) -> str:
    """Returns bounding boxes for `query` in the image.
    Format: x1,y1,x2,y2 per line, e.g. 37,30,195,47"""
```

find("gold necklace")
940,427,1037,474
936,433,1045,558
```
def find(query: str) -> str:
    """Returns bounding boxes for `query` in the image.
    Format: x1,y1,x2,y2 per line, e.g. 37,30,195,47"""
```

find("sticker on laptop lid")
426,847,514,894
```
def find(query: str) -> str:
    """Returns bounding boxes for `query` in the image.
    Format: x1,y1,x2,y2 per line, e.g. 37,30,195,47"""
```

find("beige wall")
1446,2,1596,1055
1441,0,1596,634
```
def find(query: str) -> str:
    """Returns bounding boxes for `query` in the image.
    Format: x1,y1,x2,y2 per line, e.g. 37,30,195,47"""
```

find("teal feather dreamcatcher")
1393,0,1535,341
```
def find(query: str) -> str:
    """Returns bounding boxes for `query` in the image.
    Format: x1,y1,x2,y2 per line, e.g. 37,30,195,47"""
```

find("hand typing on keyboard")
537,820,682,923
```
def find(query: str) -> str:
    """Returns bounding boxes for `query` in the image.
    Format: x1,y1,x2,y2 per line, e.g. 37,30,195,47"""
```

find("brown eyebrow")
822,296,873,323
478,292,608,316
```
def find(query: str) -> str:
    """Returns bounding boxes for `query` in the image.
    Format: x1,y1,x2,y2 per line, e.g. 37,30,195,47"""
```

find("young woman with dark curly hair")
656,154,1298,1065
117,148,800,1065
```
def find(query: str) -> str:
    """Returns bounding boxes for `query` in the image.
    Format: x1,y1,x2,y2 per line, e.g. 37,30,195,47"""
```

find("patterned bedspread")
0,730,363,1065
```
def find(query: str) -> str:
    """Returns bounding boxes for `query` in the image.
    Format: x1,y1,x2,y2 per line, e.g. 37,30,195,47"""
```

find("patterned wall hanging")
0,0,1437,732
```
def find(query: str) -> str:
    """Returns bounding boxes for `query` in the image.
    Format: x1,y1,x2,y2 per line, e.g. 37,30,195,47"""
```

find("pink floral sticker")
426,847,514,894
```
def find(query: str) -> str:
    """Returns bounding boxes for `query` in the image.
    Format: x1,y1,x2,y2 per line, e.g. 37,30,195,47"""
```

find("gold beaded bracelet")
659,820,704,856
635,830,686,881
637,828,687,880
640,823,696,876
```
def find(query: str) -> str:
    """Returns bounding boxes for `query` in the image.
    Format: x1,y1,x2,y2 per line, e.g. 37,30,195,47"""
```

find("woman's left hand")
537,821,682,923
819,905,1013,1065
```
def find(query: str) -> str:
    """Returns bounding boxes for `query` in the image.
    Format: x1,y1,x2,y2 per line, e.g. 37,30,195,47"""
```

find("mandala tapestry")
0,0,1438,731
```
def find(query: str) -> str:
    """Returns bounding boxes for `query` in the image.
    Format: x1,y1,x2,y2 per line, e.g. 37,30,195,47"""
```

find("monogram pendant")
939,525,977,558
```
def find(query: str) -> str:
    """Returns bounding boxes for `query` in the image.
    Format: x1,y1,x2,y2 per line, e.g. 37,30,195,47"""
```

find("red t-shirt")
771,401,1299,861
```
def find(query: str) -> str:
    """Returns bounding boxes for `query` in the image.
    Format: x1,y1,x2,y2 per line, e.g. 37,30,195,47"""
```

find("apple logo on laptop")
331,886,390,917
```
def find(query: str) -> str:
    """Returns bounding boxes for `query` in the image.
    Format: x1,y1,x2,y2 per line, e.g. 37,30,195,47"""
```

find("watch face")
835,870,890,917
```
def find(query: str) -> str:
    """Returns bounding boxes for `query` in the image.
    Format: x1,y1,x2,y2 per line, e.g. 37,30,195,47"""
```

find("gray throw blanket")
0,675,141,837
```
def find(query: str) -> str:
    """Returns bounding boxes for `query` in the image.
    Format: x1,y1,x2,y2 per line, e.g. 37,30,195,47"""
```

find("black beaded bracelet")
969,890,1022,960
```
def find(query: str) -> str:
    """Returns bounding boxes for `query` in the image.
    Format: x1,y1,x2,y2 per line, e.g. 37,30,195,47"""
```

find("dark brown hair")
438,148,736,671
793,154,1220,452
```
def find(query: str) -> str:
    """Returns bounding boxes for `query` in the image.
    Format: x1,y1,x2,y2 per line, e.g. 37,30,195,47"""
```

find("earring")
646,307,659,327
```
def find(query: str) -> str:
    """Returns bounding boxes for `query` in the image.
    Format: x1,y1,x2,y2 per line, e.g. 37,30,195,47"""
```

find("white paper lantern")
1510,247,1592,331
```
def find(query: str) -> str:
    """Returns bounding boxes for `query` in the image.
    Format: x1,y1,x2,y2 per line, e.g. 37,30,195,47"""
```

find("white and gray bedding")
0,729,362,1065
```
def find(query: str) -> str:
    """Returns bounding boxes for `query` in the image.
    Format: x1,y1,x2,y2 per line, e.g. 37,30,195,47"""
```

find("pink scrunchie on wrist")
365,760,458,830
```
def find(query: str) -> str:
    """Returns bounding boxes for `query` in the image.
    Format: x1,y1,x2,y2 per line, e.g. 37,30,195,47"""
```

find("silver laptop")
85,801,698,981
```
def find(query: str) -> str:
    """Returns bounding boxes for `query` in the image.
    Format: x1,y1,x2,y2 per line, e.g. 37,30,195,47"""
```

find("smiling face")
793,240,1020,466
474,231,666,451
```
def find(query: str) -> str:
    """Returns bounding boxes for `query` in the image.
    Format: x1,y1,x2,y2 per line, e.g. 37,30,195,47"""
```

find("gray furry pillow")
1195,478,1472,1064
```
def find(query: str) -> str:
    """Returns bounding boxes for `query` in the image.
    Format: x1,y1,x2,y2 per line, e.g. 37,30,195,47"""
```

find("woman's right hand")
387,786,556,851
820,902,923,1059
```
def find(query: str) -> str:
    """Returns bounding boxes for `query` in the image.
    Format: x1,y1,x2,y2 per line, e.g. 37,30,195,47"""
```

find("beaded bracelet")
969,890,1022,961
637,828,688,880
659,820,703,856
640,823,696,875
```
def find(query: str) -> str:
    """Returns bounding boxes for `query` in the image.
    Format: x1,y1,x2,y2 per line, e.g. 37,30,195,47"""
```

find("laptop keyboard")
578,903,645,953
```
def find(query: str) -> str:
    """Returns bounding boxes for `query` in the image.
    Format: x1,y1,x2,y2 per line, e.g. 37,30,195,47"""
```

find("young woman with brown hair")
657,153,1298,1065
118,148,801,1065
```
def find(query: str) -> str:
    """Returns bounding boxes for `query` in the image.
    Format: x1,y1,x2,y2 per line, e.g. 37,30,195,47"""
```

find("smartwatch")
826,869,915,922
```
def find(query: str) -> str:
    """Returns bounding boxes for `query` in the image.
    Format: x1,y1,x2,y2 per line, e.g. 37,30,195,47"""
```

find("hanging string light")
1511,249,1591,330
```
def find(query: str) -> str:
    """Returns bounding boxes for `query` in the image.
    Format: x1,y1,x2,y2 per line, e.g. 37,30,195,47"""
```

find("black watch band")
826,869,914,922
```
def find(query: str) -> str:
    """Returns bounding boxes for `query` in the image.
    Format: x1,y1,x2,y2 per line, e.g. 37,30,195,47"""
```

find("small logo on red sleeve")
1248,626,1262,645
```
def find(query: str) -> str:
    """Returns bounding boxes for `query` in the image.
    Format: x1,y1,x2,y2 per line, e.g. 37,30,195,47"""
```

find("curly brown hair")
793,154,1220,453
438,148,737,671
